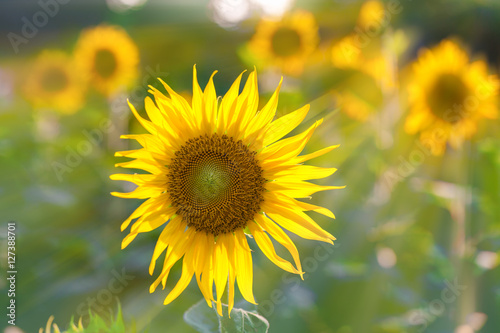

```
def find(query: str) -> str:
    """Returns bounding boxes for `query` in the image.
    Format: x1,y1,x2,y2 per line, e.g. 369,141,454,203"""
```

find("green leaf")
184,300,219,333
184,299,269,333
218,307,269,333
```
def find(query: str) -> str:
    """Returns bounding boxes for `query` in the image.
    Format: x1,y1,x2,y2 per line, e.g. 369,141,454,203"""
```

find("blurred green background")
1,0,500,332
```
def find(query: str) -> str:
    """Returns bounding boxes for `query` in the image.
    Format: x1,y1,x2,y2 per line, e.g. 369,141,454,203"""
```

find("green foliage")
3,1,500,332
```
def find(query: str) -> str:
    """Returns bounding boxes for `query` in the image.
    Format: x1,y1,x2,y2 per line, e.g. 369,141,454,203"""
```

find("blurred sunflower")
24,50,85,114
405,40,499,155
111,66,342,315
248,10,319,76
74,25,139,96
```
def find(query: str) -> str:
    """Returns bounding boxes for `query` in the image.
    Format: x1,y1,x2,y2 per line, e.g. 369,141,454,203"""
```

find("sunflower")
248,10,319,76
405,40,499,155
74,25,139,96
24,50,85,114
111,66,342,315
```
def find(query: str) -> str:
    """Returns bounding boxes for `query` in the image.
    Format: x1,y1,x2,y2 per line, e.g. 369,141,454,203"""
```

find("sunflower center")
271,27,302,57
190,157,232,205
167,134,266,235
94,49,117,79
41,67,68,92
427,73,469,122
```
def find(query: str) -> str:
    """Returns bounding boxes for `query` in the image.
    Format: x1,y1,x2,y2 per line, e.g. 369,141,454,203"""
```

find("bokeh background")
1,0,500,332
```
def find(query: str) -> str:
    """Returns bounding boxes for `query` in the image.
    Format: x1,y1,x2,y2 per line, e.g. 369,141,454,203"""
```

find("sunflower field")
1,0,500,332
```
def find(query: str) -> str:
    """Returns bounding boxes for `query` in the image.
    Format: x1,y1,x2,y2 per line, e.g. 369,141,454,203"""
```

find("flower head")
111,66,342,315
74,25,139,96
405,40,499,155
24,50,85,114
248,10,319,75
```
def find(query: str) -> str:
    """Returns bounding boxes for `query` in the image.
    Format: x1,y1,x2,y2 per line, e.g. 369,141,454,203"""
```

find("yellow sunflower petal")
149,215,183,274
163,256,195,305
121,206,176,249
201,237,215,304
266,180,343,198
149,86,196,136
158,78,198,137
236,69,259,135
115,159,165,175
292,199,336,219
294,144,341,164
109,173,167,186
261,104,310,147
267,191,336,219
267,165,337,181
260,118,322,162
116,148,171,166
214,234,229,314
218,71,246,134
227,70,258,139
202,71,219,134
119,193,169,231
193,232,213,306
226,234,237,315
255,214,303,279
263,200,335,244
110,186,163,200
234,229,256,304
150,226,195,293
192,64,204,127
245,77,283,143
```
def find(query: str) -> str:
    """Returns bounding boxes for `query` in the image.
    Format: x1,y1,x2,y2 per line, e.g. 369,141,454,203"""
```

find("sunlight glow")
376,247,397,268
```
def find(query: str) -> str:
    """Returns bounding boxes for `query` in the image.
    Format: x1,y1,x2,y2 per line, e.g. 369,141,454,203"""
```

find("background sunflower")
74,25,139,96
404,40,499,155
247,10,319,76
23,50,85,114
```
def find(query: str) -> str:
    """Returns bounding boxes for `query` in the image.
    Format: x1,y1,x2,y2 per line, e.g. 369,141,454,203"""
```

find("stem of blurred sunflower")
454,140,476,328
